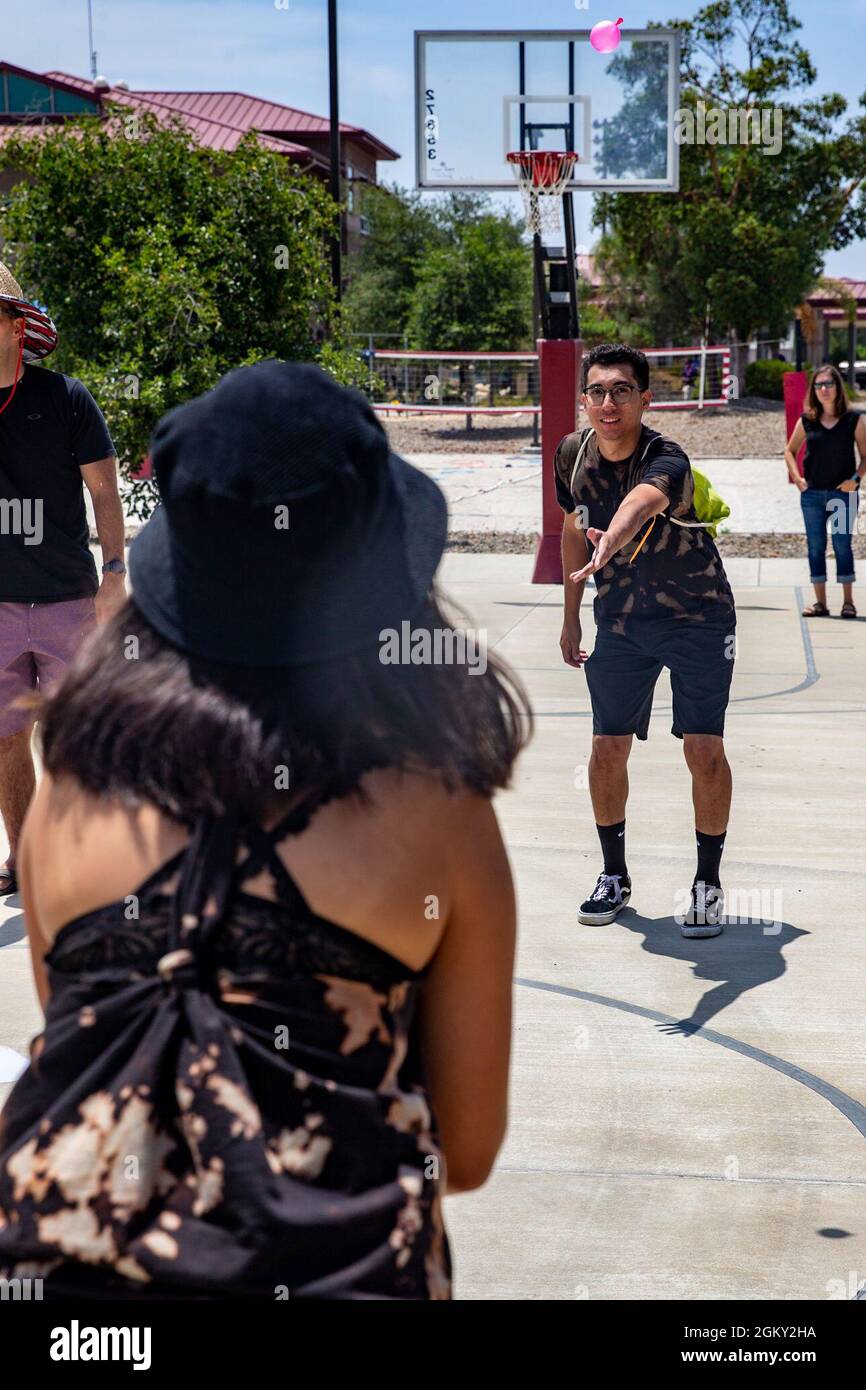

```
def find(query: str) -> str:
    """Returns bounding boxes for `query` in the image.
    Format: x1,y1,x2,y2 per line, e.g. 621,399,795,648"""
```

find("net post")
698,335,707,410
532,337,583,584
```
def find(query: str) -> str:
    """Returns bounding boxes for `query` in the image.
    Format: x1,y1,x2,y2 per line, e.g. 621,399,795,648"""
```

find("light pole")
87,0,98,80
328,0,342,301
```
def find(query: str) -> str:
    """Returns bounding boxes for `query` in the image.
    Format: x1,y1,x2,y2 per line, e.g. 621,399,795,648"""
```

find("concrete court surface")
436,554,866,1301
407,454,816,535
0,555,864,1302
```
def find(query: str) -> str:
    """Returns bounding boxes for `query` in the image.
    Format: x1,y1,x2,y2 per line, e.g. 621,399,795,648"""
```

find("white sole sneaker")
578,887,631,925
680,921,723,938
679,883,724,937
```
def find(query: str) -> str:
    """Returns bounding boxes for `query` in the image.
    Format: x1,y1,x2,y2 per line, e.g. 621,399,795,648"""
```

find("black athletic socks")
695,829,726,888
597,819,627,878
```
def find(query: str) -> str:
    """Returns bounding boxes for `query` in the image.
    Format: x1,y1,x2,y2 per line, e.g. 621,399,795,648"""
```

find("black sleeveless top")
0,809,452,1300
801,411,859,490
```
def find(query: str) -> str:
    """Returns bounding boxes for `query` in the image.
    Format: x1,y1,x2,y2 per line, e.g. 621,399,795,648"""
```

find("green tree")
405,218,532,351
345,185,533,348
594,40,672,181
343,183,444,341
594,0,866,373
0,109,354,512
578,293,625,345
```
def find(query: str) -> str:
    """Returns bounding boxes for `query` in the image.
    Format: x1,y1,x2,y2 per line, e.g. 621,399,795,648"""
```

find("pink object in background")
783,371,809,480
590,18,624,54
534,338,583,584
131,454,153,481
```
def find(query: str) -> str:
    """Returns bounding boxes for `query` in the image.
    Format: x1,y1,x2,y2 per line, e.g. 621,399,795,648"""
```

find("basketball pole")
532,188,583,585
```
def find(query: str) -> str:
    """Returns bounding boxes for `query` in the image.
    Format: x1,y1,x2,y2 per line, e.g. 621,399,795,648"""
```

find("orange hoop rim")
506,150,579,190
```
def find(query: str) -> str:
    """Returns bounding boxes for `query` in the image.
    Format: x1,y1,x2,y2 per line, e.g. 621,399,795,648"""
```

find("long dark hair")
806,363,848,421
38,587,533,831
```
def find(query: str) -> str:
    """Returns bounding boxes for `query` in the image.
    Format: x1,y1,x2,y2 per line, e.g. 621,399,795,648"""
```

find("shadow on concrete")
0,912,26,947
619,909,808,1036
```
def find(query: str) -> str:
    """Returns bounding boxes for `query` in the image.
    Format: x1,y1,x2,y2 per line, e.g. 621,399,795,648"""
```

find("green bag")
690,468,730,539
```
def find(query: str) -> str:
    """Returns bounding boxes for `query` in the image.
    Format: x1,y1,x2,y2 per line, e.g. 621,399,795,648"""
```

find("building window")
54,88,99,114
1,72,100,116
7,74,53,114
346,163,354,213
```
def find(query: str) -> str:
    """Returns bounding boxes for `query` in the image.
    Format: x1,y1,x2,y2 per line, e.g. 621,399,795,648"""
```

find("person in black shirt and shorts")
0,263,126,897
556,344,737,938
784,363,866,619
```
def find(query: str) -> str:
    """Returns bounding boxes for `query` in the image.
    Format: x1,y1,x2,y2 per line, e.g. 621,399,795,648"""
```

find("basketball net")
507,151,578,237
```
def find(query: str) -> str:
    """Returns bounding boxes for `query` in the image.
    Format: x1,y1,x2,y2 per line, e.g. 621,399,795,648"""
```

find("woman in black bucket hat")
0,360,532,1300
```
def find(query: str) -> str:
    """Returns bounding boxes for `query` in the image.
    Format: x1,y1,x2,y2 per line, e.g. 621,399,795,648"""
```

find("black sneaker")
578,872,631,925
678,880,724,938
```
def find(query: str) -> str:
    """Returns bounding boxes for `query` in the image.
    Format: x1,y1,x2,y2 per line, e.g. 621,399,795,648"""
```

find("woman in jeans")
0,361,532,1300
785,364,866,618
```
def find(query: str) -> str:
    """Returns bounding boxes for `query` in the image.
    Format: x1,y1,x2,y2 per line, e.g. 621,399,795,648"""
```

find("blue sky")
5,0,866,274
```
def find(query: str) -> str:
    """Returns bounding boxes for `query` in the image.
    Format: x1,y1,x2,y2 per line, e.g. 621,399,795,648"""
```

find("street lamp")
328,0,342,301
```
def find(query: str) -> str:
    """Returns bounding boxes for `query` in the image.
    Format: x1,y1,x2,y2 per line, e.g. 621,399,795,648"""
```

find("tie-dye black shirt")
554,425,735,634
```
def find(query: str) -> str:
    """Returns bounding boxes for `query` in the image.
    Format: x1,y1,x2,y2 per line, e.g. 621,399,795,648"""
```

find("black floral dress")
0,809,452,1299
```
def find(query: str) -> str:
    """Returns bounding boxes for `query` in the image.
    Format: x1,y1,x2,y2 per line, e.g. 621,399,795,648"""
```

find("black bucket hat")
128,360,449,666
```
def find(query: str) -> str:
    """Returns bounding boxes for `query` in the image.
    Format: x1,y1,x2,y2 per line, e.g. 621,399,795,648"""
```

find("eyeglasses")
814,380,837,392
584,384,639,406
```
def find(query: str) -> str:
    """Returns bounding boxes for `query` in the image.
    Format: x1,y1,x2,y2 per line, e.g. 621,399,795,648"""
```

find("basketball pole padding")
783,371,809,479
533,337,583,584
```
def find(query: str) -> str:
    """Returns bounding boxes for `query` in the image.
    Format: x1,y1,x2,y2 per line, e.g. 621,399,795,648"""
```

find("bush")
745,359,794,399
0,110,350,516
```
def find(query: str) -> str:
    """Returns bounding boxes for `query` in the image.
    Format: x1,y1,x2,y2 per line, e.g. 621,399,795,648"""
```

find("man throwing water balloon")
556,344,737,937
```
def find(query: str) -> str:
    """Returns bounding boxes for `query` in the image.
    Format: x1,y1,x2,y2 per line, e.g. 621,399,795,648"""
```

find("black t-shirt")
801,411,859,490
554,425,736,634
0,366,114,602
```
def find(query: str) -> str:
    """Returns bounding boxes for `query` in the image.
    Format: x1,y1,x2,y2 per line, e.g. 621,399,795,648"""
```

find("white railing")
370,345,732,417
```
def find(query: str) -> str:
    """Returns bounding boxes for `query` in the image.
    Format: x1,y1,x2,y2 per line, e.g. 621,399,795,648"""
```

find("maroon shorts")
0,598,97,737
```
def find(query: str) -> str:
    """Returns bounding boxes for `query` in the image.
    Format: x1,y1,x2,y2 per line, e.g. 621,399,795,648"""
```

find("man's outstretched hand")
569,526,613,584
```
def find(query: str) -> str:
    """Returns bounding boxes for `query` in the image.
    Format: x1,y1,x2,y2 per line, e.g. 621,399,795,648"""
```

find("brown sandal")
802,601,830,617
841,601,857,619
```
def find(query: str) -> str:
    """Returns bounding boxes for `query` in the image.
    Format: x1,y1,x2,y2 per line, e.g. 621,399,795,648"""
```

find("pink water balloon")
590,18,624,54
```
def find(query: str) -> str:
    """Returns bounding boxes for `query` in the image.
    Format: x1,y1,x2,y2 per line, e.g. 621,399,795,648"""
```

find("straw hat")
0,262,57,360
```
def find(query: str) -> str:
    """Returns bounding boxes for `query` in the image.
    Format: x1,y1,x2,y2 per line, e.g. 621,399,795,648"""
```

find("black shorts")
584,618,736,740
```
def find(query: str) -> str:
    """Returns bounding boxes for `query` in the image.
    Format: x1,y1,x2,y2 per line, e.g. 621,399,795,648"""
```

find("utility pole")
328,0,342,301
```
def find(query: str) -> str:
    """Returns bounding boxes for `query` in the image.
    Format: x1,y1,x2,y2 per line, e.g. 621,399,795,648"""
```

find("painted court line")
515,977,866,1141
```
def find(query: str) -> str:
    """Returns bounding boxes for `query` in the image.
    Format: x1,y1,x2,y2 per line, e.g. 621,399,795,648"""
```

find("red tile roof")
807,278,866,319
44,71,398,163
807,277,866,302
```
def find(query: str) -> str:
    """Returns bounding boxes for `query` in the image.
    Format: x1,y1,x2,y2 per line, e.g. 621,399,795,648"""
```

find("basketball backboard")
415,29,681,193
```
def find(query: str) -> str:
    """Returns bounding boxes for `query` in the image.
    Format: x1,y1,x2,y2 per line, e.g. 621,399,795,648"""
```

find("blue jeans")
801,488,858,584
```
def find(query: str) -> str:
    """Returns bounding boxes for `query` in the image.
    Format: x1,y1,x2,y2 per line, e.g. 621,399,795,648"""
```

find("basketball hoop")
507,151,578,237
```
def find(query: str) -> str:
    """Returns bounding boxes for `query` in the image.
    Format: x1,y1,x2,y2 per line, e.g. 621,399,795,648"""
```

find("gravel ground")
445,530,866,558
383,398,865,459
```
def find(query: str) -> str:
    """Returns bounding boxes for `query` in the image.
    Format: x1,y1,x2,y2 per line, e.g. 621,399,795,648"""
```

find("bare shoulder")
356,763,502,858
333,764,511,915
22,773,187,943
377,767,514,914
